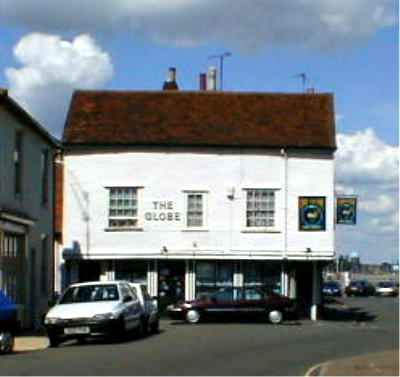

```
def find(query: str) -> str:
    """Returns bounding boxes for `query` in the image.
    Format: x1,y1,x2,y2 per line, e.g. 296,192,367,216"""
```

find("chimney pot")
199,73,207,91
207,66,217,91
163,67,179,90
167,67,176,83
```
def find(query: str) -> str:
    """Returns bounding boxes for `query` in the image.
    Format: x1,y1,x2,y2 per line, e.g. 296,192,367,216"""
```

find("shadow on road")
320,305,376,322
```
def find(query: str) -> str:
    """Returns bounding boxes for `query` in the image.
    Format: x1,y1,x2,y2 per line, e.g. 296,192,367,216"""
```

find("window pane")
187,193,203,227
108,187,138,227
246,189,275,227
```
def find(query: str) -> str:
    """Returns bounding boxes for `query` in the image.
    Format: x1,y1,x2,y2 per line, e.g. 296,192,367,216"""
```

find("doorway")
78,261,101,282
158,261,185,312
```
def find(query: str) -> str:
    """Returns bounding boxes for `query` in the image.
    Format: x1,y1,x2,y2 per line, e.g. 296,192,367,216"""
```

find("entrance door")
78,261,101,282
158,261,185,312
295,262,313,316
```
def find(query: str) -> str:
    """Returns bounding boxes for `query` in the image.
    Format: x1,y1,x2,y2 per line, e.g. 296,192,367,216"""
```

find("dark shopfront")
68,258,322,319
158,261,185,312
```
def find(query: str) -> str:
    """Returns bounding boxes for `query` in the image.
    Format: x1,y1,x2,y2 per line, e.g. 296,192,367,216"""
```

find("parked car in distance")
128,283,159,333
0,290,18,354
44,281,145,347
345,280,376,297
322,281,342,297
167,287,296,325
375,281,399,297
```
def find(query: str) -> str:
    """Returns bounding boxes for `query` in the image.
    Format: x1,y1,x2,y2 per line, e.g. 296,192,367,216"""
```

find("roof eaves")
0,89,60,148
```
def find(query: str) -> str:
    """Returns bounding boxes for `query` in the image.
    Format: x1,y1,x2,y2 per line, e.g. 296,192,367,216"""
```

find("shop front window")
243,262,281,294
196,261,233,298
115,260,147,285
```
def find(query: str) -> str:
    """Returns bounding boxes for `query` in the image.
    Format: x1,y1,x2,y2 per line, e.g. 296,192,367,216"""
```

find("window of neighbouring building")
0,233,25,304
41,149,49,205
107,187,139,229
115,260,147,285
196,261,233,298
184,191,208,229
245,189,276,228
243,261,281,294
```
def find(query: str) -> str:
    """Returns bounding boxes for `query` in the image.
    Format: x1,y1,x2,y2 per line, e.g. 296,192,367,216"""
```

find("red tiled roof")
63,90,336,149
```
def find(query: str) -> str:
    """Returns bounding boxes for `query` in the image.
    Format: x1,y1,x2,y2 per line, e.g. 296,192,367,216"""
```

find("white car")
128,283,159,333
375,281,399,297
44,281,143,347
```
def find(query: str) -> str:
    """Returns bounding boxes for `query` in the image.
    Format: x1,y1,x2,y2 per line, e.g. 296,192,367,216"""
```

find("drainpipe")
281,148,289,296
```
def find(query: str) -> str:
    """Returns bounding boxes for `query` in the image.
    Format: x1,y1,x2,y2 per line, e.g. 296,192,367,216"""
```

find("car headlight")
93,313,117,321
44,317,62,325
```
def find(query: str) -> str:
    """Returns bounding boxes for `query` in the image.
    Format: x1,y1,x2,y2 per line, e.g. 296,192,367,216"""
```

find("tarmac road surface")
1,296,398,376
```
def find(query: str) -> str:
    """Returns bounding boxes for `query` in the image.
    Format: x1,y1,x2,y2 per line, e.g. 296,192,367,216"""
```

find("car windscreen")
378,282,394,288
59,284,120,304
324,282,339,288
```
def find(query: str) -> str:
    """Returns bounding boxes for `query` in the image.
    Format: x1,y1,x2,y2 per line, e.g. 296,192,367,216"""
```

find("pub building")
54,68,336,320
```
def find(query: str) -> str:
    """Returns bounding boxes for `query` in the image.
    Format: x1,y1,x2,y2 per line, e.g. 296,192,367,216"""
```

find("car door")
237,288,265,318
120,283,141,330
206,288,235,318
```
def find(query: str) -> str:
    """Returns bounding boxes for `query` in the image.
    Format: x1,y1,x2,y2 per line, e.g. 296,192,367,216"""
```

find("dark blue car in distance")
322,281,342,297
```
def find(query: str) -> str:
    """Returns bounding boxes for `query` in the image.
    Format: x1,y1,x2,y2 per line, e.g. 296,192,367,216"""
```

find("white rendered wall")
61,147,334,261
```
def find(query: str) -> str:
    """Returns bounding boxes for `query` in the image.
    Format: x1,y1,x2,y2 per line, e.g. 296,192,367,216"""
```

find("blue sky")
0,0,398,263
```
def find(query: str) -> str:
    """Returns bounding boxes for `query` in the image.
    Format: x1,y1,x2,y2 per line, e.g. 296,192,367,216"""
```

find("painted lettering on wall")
145,201,181,222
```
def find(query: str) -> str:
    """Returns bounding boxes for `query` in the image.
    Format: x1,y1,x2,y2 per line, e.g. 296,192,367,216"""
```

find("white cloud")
336,128,399,184
0,0,396,51
335,129,399,262
5,33,113,137
360,193,396,215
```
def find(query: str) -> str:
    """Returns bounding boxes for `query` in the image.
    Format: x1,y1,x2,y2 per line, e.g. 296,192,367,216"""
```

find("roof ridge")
72,89,333,96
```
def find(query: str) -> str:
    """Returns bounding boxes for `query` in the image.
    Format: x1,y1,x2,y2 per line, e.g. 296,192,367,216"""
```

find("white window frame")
183,190,208,231
105,187,143,231
242,188,280,233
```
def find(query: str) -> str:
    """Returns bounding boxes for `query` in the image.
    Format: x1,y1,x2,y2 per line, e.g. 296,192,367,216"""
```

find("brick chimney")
162,67,179,90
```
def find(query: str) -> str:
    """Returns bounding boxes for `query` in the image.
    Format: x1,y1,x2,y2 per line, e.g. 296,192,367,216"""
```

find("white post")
311,261,320,321
233,261,243,288
289,270,296,299
185,260,190,301
147,260,158,297
281,262,289,296
190,260,196,300
107,260,115,280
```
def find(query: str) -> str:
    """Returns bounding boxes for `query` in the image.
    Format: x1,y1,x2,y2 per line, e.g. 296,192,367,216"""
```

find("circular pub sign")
299,197,326,231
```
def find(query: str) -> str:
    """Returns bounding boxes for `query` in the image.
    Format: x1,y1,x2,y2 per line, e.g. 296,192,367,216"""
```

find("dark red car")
167,287,296,325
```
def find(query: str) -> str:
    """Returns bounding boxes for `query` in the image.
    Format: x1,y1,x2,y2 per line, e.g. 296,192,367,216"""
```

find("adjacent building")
0,89,58,328
55,82,336,320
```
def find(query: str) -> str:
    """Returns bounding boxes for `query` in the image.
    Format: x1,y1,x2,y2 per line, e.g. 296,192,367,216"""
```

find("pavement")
306,350,399,376
13,335,48,353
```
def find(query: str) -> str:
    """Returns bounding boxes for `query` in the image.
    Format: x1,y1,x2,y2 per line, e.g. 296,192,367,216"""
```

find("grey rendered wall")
0,103,55,328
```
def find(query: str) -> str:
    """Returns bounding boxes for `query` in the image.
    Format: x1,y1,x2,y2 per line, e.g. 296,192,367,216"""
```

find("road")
1,297,398,376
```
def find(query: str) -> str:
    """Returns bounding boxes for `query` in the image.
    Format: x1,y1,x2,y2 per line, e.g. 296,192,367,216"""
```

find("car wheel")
186,310,201,324
76,336,87,345
135,319,145,338
268,310,283,325
48,335,61,348
0,331,14,354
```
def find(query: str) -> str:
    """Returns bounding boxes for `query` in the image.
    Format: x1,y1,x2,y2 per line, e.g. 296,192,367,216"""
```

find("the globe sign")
339,203,354,220
337,197,357,225
304,204,323,224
